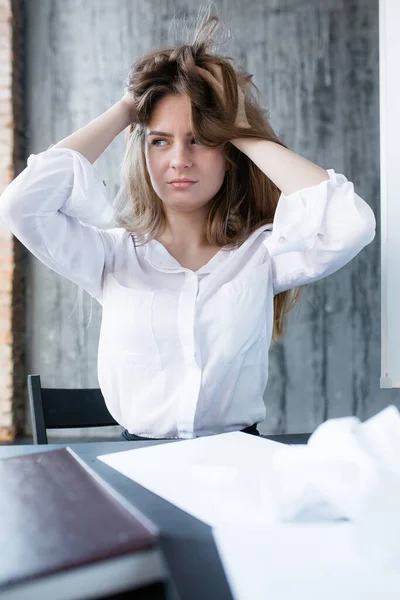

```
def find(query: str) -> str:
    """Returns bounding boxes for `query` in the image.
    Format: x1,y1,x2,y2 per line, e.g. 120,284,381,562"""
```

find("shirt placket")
176,271,202,438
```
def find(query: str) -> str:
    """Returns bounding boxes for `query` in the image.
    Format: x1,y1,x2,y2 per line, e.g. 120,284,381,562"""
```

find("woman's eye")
150,138,200,147
151,139,167,147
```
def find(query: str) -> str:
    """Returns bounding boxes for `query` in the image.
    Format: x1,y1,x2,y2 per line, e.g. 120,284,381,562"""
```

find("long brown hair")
114,13,300,339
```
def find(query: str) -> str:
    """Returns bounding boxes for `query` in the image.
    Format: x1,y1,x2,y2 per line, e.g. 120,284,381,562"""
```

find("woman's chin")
161,197,212,213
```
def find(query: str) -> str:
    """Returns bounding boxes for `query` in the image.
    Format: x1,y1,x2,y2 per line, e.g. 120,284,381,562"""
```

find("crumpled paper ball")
271,405,400,564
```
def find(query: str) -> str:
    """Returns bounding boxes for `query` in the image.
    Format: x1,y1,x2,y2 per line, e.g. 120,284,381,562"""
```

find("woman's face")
144,94,226,214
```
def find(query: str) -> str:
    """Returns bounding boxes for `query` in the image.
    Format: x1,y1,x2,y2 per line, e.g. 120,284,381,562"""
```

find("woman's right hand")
119,89,138,124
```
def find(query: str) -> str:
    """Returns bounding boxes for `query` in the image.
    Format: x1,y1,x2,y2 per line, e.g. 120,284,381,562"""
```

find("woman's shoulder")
99,227,146,271
98,226,137,253
99,228,153,291
240,223,273,247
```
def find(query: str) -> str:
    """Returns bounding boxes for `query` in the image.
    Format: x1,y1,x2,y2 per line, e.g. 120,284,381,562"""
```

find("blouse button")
278,235,286,243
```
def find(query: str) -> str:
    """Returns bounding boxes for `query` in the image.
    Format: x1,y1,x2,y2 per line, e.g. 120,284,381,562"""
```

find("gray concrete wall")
24,0,395,436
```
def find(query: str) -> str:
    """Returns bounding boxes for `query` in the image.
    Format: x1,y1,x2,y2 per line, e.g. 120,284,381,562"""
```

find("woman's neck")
157,208,209,250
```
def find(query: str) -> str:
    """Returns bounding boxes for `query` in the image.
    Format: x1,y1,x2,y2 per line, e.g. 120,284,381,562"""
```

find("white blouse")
0,148,376,438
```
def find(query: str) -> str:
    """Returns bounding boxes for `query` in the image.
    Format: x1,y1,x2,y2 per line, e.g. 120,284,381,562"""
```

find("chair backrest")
27,374,118,444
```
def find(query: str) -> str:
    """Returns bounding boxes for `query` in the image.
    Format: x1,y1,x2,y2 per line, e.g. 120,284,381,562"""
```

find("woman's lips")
169,181,197,189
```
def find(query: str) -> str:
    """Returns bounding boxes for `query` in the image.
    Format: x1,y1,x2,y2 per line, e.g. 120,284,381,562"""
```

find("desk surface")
3,438,400,600
0,441,233,600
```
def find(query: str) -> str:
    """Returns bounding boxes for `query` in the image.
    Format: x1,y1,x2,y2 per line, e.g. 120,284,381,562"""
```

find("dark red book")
0,447,166,599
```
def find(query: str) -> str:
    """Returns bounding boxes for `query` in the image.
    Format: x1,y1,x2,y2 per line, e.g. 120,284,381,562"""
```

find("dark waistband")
240,423,260,436
120,423,260,441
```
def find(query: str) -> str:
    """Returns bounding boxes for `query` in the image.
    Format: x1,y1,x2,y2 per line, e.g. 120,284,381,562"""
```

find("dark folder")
0,447,166,599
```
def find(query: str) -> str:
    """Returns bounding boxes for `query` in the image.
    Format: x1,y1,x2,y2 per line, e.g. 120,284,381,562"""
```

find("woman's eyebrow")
147,130,193,137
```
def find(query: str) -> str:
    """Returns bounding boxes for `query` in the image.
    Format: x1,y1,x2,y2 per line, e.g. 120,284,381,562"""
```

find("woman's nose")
169,144,193,169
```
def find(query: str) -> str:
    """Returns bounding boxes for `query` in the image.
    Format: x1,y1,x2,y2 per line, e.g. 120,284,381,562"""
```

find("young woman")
0,16,375,441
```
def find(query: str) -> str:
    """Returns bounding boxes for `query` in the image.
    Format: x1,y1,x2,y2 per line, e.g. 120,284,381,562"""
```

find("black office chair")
27,374,119,444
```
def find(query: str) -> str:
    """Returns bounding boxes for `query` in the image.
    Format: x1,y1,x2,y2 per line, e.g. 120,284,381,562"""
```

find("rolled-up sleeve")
262,169,376,294
0,147,115,298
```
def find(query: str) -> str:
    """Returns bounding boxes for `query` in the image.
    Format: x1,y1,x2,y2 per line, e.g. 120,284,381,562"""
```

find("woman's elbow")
354,199,376,249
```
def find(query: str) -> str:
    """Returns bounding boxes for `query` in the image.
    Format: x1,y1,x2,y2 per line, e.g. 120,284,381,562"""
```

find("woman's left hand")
194,64,251,130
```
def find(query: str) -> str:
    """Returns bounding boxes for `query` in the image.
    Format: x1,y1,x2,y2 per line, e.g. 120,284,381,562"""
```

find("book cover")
0,447,166,600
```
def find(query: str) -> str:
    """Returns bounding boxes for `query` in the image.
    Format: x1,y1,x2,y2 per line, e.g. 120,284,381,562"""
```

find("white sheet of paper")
213,522,400,600
99,432,278,527
98,432,400,600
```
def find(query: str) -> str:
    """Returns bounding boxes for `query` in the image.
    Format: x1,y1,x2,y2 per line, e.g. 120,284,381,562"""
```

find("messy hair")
113,10,300,339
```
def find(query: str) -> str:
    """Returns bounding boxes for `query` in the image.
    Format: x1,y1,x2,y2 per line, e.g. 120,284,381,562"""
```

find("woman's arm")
0,92,136,297
195,64,375,290
52,95,135,164
231,138,329,196
194,64,329,195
